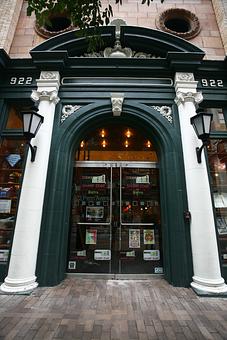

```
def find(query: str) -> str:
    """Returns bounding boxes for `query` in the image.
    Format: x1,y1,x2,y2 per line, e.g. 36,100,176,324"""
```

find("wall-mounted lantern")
190,109,213,164
21,108,44,162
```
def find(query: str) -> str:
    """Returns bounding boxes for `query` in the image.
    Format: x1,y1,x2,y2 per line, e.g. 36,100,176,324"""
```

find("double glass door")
68,161,163,275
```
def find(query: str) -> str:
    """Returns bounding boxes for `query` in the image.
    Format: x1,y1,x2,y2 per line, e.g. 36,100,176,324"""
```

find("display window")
0,138,25,263
207,139,227,265
5,105,23,129
0,103,26,264
204,108,227,132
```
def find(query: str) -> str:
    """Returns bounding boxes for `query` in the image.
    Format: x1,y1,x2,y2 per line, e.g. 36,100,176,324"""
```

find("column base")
191,275,227,296
0,276,38,294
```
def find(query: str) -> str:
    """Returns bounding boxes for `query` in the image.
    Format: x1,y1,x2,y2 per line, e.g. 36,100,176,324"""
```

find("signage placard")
94,249,111,260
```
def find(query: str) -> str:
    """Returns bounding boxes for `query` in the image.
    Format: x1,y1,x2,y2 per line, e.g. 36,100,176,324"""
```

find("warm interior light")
125,129,132,138
100,129,106,138
102,139,107,148
124,140,129,148
80,140,85,148
146,140,151,148
219,163,226,170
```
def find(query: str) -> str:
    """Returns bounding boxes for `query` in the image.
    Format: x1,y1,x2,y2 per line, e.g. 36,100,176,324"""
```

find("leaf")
109,5,113,16
27,0,165,50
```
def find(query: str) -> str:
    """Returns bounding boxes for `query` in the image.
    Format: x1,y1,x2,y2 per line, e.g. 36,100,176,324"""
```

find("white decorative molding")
81,49,161,59
31,89,60,105
111,93,124,116
40,71,60,80
175,73,194,82
110,18,127,38
61,105,82,123
79,19,161,59
174,72,202,108
174,91,203,106
152,106,172,123
133,51,160,59
104,39,132,58
31,71,60,105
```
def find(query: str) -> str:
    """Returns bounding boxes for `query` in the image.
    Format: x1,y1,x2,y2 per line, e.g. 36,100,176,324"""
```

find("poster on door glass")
92,174,106,184
129,229,140,248
94,249,111,260
86,229,97,244
136,175,150,184
143,250,160,261
86,206,104,219
143,229,155,244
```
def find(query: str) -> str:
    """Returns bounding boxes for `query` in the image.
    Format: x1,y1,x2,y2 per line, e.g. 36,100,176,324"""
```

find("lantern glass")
22,112,32,134
30,113,42,136
192,114,203,137
21,110,44,140
203,114,212,134
190,112,213,142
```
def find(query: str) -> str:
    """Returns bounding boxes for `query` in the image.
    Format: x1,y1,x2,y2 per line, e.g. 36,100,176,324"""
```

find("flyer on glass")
0,199,11,213
86,206,104,219
85,229,97,244
143,229,155,244
129,229,140,248
143,250,160,261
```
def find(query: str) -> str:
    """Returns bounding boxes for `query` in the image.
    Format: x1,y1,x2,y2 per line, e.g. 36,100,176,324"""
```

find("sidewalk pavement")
0,277,227,339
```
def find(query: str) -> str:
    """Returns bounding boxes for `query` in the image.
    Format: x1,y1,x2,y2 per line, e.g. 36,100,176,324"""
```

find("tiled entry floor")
0,277,227,339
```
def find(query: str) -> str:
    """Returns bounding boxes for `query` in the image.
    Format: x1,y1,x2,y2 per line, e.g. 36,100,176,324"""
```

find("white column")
174,72,227,294
1,71,60,293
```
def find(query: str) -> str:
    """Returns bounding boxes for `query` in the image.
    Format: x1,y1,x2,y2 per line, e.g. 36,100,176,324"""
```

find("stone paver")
0,277,227,339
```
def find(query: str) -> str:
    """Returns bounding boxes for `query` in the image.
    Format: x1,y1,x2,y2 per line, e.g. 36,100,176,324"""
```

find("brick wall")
212,0,227,54
0,0,23,53
8,0,226,60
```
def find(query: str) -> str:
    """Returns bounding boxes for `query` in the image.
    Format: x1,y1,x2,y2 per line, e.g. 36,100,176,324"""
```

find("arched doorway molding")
31,25,204,55
30,24,204,72
36,101,193,287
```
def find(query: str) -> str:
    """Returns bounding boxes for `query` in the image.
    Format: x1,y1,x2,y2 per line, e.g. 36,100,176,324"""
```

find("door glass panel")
68,166,112,273
68,163,163,275
121,168,160,224
120,167,162,274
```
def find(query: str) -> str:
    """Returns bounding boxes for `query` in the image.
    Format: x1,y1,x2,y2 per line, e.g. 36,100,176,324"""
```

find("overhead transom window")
156,8,201,40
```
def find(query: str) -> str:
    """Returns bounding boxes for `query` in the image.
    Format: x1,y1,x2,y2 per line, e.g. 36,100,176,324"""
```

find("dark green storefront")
0,25,227,292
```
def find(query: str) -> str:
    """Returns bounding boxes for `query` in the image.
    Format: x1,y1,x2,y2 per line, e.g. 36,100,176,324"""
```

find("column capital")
175,91,203,106
31,89,60,104
31,71,60,104
174,72,203,106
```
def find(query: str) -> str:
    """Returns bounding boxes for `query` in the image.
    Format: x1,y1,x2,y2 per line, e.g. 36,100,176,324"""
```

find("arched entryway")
27,22,203,289
67,123,163,276
36,102,192,288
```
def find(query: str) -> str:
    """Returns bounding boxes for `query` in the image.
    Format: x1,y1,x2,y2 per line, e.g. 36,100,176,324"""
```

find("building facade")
0,0,227,295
